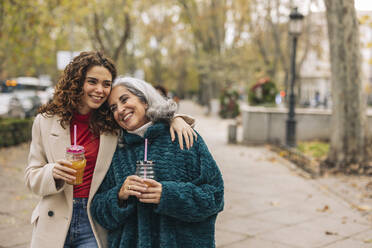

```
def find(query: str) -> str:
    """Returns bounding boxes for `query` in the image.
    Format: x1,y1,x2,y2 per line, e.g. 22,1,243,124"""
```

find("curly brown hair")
39,51,118,135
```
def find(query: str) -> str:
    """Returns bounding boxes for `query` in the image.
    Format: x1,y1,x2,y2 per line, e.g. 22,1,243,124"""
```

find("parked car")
13,90,41,118
38,86,54,104
0,93,25,118
0,76,54,119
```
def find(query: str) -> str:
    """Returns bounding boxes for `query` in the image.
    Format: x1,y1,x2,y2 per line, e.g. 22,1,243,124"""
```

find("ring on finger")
127,185,131,190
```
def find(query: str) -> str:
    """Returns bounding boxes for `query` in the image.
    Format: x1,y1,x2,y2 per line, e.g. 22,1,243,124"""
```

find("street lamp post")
286,7,304,147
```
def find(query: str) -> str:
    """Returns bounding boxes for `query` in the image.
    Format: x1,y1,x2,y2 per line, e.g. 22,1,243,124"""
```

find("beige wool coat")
25,114,118,248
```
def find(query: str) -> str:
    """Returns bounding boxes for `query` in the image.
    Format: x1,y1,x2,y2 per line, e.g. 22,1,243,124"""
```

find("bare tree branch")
112,12,131,62
84,16,99,51
93,12,106,53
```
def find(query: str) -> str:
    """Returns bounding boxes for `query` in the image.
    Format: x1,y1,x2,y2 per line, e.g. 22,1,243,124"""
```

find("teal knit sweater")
91,123,224,248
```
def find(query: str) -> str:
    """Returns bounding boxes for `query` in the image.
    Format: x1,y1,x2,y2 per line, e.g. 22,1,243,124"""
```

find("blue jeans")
64,198,98,248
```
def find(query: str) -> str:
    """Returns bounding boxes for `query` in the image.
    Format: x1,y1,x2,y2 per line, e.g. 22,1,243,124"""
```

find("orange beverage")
68,159,87,185
66,145,86,185
144,181,153,187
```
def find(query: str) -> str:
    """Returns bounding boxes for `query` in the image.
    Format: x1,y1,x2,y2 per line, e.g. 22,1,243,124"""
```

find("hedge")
0,118,33,147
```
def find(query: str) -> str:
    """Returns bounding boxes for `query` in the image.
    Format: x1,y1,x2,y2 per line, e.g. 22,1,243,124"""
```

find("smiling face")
108,85,149,131
78,66,113,115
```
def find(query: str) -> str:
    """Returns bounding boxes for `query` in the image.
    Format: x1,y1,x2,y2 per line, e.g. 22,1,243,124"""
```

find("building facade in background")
299,10,372,107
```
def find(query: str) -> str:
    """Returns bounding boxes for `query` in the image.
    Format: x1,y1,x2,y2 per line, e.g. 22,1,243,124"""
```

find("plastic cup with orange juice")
65,145,86,185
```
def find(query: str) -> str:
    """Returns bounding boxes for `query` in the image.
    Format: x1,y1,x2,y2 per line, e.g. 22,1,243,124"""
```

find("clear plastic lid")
66,145,85,154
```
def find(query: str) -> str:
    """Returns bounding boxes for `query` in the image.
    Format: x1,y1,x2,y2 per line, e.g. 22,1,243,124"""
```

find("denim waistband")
73,197,88,206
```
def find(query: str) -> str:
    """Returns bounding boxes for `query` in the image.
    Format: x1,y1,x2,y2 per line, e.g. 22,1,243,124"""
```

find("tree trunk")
324,0,368,174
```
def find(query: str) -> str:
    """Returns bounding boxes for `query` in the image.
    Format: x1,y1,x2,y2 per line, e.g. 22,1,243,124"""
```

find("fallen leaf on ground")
325,231,338,235
269,201,280,206
279,151,288,157
355,205,371,211
317,205,329,212
350,183,359,188
267,157,277,163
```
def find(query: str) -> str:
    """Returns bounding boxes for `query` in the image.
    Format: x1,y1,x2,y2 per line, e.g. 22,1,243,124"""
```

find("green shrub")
248,77,278,106
219,86,240,119
0,118,33,147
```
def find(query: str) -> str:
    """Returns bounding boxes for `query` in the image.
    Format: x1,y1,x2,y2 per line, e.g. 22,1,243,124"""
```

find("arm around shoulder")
173,113,195,128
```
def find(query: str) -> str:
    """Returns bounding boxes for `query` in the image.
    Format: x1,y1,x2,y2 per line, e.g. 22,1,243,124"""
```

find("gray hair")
112,76,177,122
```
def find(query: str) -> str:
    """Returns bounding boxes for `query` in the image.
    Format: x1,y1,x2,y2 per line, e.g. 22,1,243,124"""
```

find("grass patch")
297,141,329,161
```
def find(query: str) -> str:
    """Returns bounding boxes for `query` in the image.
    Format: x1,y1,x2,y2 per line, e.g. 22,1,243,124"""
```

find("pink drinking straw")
144,139,148,178
144,138,148,161
74,125,77,148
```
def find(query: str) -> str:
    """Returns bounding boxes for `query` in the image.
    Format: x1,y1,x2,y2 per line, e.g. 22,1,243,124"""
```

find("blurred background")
3,0,372,119
1,0,372,163
1,0,372,116
1,1,372,247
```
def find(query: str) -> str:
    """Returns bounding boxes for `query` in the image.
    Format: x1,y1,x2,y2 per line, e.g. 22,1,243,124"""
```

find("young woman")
25,51,195,248
91,77,224,248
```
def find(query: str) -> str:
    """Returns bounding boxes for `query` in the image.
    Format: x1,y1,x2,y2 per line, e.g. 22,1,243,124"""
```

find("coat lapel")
89,133,118,201
49,118,73,207
49,118,70,161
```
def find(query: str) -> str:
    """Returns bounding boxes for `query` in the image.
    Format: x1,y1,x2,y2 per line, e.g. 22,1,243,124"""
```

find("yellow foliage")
366,84,372,94
359,15,370,25
279,151,288,157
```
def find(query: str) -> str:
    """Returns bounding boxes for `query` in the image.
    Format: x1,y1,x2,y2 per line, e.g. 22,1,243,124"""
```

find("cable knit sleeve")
154,134,224,222
91,154,136,231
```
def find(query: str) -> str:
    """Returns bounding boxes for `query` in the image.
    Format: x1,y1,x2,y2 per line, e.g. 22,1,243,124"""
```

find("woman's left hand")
138,179,162,204
170,117,197,150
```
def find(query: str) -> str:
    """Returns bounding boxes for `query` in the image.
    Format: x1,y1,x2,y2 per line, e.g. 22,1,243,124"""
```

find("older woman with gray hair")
113,77,194,149
91,76,224,248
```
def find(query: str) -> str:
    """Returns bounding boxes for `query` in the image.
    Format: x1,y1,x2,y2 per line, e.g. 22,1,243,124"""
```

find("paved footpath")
0,100,371,248
179,100,372,248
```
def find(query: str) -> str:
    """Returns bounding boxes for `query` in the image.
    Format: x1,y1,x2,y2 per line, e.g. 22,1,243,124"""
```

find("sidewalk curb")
269,144,321,178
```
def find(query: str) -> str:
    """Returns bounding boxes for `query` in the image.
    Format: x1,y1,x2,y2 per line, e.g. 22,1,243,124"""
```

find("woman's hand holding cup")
52,160,77,184
118,175,148,200
138,179,162,204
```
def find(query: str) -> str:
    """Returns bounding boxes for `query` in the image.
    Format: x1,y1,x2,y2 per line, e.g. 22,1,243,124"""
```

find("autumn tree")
0,0,94,80
85,0,132,63
177,0,227,113
0,1,57,78
323,0,370,174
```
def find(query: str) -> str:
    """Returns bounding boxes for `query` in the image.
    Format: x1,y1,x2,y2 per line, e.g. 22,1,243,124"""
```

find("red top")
70,112,100,198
